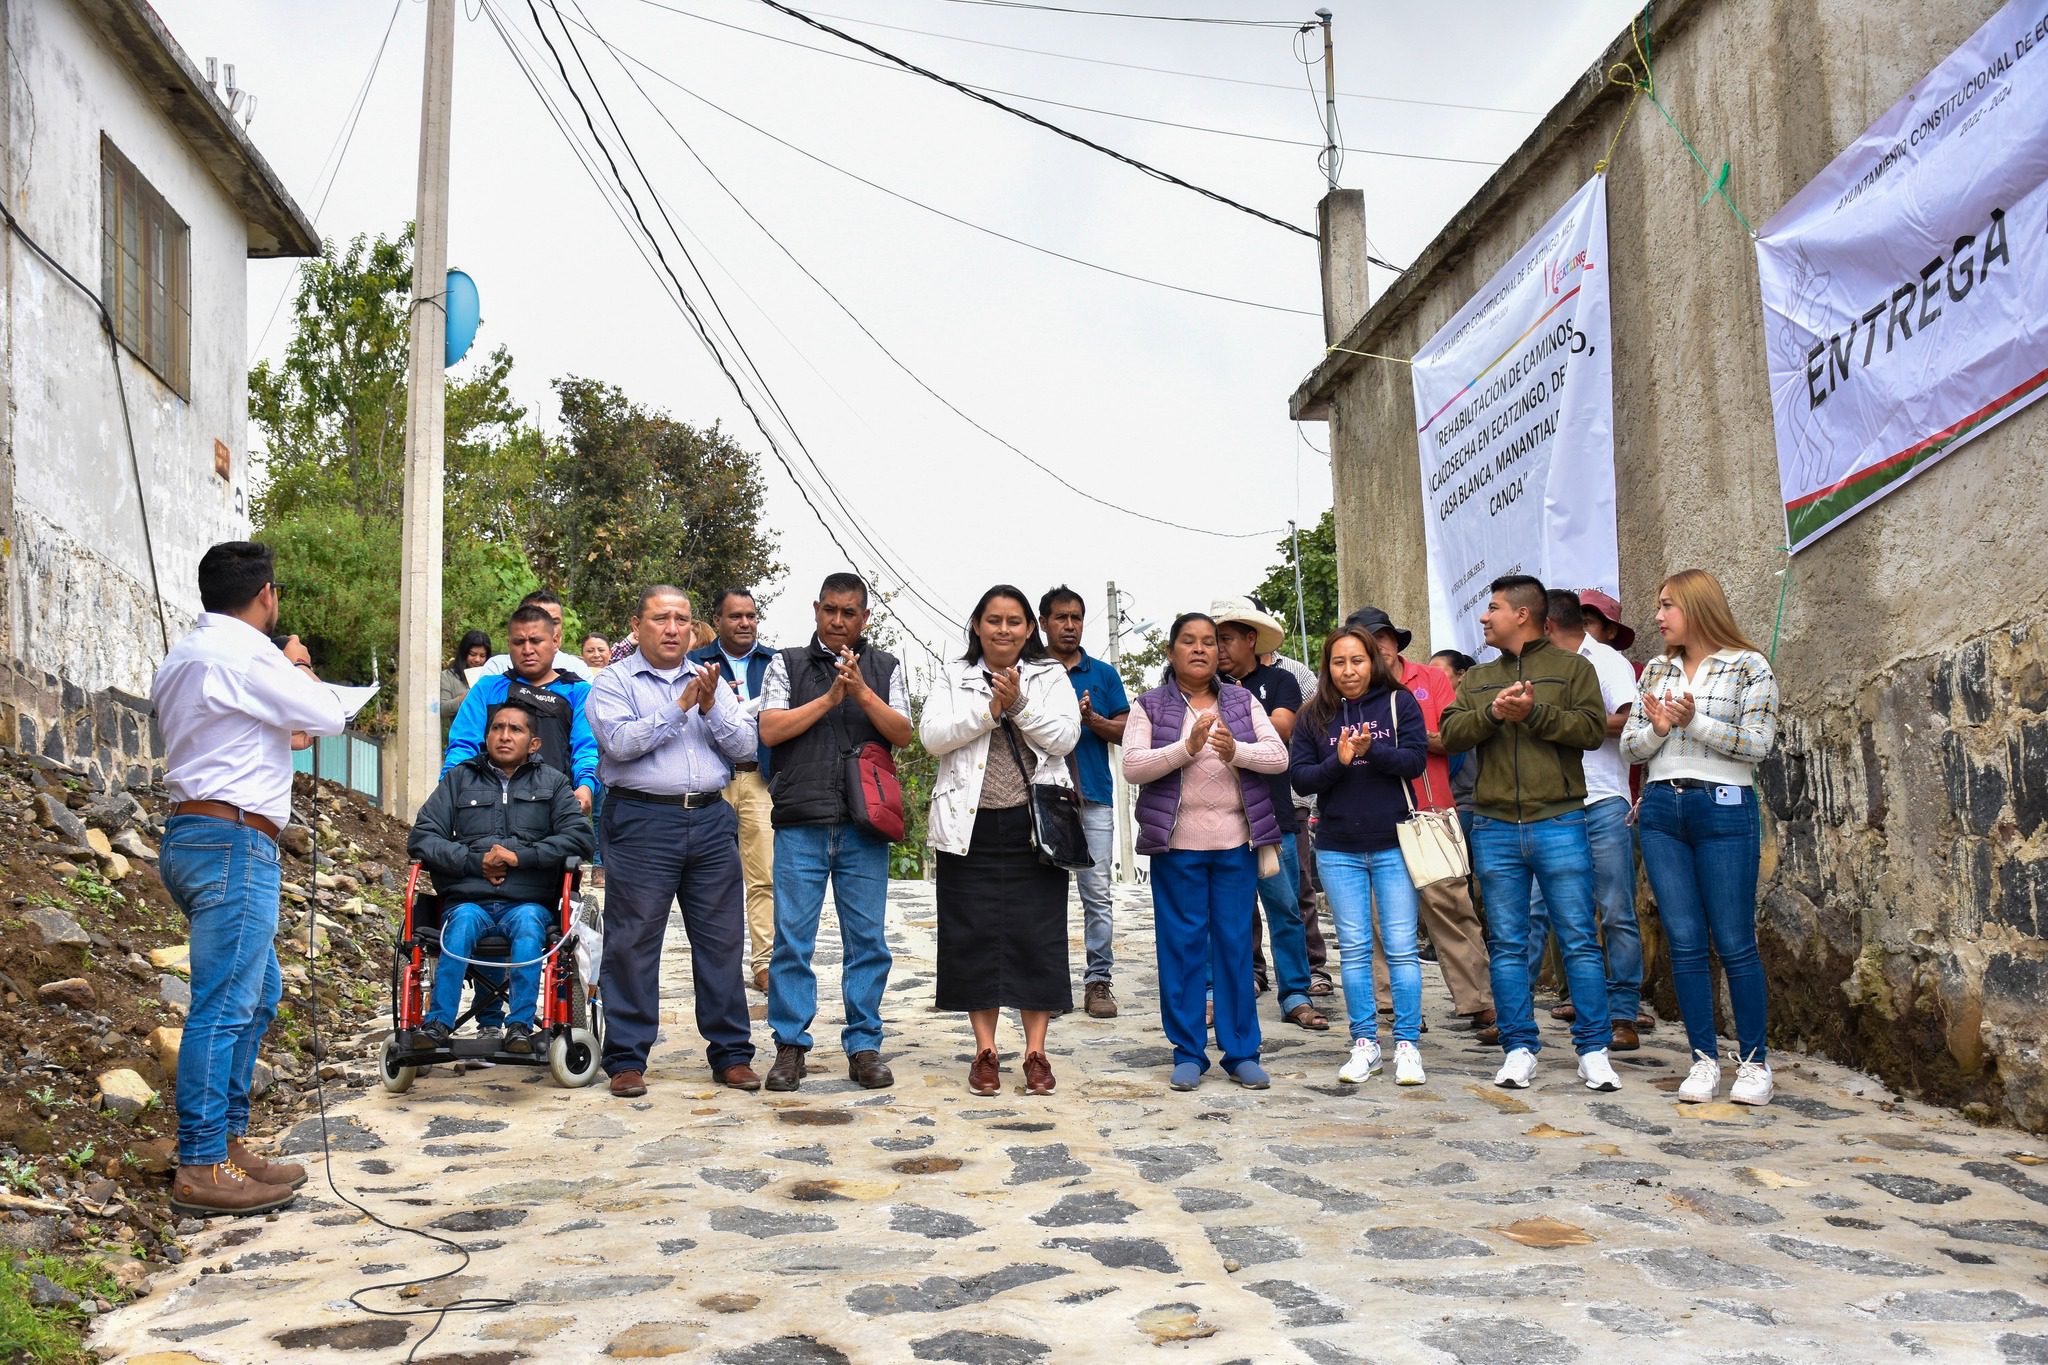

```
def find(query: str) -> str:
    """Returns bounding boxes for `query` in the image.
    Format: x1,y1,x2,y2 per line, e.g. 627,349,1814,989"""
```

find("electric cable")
574,24,1321,316
509,0,953,655
929,0,1300,26
750,0,1318,240
566,4,1287,541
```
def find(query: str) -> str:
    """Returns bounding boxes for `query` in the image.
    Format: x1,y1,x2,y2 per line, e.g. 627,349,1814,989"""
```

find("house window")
99,137,191,397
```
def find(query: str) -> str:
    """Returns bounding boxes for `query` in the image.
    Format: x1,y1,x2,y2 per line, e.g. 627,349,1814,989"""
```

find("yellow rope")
1593,61,1644,175
1325,344,1413,365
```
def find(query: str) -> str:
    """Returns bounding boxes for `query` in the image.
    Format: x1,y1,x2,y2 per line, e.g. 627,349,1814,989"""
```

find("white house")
1,0,315,776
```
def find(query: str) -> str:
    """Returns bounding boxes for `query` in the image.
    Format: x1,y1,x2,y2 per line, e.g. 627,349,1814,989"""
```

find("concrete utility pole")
1317,9,1337,193
1106,580,1136,884
393,0,455,820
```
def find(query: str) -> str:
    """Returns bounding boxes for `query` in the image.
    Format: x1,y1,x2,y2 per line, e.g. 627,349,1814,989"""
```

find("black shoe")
503,1022,535,1055
411,1020,451,1049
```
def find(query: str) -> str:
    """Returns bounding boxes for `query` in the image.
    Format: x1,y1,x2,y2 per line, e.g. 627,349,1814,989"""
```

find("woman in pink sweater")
1123,612,1290,1091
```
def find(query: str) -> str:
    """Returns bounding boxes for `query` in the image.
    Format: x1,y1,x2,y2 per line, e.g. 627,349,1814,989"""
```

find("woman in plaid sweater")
1621,569,1781,1107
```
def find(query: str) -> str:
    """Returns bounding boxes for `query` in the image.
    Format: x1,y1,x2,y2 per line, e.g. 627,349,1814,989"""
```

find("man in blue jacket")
445,604,597,812
689,588,779,992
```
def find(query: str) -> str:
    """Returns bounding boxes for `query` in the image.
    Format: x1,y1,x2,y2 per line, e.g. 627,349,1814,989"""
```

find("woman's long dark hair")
1298,624,1402,736
1158,611,1219,688
449,629,491,672
961,584,1048,665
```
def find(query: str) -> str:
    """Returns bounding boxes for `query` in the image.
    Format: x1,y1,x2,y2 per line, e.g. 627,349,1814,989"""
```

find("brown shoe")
847,1050,894,1089
717,1063,763,1091
226,1138,306,1190
968,1048,1000,1096
1463,1007,1498,1031
1635,1010,1656,1031
169,1162,296,1218
1550,1003,1577,1022
1476,1024,1501,1046
765,1044,808,1091
609,1069,648,1098
1022,1051,1055,1096
1083,981,1118,1019
752,968,769,993
1609,1021,1641,1052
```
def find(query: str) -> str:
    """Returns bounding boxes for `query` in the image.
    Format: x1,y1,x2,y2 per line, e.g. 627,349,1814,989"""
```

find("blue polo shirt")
1061,652,1130,807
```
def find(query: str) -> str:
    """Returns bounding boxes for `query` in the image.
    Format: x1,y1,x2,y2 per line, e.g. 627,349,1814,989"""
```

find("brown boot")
1609,1021,1641,1052
170,1162,296,1218
968,1048,1000,1097
1083,981,1118,1019
1022,1051,1055,1096
765,1044,808,1092
227,1138,307,1190
847,1050,894,1090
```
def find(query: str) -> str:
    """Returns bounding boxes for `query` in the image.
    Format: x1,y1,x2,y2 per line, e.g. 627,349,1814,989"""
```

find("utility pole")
1105,580,1136,884
1318,9,1337,192
392,0,455,820
1289,519,1311,661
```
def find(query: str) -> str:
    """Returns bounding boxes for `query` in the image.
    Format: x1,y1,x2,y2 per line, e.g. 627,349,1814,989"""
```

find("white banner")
1412,176,1618,656
1757,1,2048,552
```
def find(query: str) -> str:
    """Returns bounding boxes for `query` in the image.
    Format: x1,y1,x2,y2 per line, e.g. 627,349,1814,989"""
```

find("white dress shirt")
152,613,349,824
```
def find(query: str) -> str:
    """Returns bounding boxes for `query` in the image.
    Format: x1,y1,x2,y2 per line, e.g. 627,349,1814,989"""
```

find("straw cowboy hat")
1209,596,1286,656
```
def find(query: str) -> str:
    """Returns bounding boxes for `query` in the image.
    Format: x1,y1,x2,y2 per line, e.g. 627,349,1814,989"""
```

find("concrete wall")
1295,0,2048,1129
3,0,253,697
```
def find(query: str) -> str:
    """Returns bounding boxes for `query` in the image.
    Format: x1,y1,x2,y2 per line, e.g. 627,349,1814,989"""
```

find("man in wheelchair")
406,699,596,1052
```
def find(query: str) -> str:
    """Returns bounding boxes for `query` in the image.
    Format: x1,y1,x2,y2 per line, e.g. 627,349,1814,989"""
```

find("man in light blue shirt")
585,585,760,1096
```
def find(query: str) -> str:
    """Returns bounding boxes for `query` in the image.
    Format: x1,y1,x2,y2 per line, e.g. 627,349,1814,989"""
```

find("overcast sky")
155,0,1640,682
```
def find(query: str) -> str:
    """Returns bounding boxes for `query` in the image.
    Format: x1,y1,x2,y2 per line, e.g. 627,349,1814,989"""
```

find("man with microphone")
152,541,347,1216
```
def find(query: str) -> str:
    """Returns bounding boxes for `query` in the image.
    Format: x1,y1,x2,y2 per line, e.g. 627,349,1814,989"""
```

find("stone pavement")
91,880,2048,1364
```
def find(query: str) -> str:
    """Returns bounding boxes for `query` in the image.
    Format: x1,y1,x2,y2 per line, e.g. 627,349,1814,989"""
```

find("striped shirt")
1619,648,1779,786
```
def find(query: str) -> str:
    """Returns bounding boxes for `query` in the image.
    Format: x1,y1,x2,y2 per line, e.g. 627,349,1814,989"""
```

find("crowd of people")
148,540,1781,1217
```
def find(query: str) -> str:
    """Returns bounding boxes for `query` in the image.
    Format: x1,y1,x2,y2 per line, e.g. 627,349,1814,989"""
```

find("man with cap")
1577,590,1640,672
1211,597,1325,1033
1343,606,1498,1044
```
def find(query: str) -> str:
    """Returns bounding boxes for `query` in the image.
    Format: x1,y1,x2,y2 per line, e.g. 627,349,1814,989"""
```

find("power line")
751,0,1317,240
576,29,1322,316
929,0,1300,27
567,6,1287,541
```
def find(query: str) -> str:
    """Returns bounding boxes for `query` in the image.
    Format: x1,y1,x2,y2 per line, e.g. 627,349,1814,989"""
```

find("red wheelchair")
379,856,604,1091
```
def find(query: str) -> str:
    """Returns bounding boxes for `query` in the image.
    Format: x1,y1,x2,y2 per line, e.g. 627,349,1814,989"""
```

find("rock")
604,1320,706,1357
158,974,192,1016
96,1068,157,1120
149,1026,183,1073
249,1059,274,1099
277,825,312,858
25,907,90,947
28,1272,79,1309
84,828,113,857
101,852,132,882
83,787,145,832
114,829,158,860
38,977,97,1008
149,944,191,972
129,1138,176,1175
34,792,88,842
51,861,79,878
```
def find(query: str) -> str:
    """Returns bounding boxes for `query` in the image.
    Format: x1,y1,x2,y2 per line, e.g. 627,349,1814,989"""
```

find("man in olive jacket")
1439,574,1618,1093
407,700,595,1050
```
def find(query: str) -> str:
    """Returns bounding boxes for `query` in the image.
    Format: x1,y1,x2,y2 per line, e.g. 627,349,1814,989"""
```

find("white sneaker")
1394,1041,1426,1086
1494,1047,1537,1089
1338,1038,1383,1083
1678,1050,1722,1103
1577,1048,1621,1092
1730,1054,1774,1106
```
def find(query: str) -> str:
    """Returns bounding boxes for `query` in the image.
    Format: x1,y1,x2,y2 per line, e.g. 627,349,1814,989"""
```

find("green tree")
1251,510,1340,659
535,377,784,636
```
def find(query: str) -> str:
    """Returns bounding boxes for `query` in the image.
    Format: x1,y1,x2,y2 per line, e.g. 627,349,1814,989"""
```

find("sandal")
1308,975,1335,997
1285,1003,1330,1032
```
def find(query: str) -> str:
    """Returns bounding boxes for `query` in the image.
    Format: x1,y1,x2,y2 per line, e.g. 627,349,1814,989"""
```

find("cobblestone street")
93,881,2048,1364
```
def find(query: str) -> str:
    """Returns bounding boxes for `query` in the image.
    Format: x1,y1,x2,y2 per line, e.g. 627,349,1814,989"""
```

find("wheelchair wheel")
379,1035,417,1094
549,1027,601,1088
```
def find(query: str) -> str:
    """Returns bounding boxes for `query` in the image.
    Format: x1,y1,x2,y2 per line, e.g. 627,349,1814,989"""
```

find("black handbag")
998,719,1093,873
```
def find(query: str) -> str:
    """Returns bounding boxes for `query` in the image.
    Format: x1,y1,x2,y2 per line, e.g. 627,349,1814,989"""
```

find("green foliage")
57,1145,94,1174
0,1252,125,1364
1115,626,1168,697
1,1154,40,1195
534,378,784,638
1251,509,1341,661
889,694,937,879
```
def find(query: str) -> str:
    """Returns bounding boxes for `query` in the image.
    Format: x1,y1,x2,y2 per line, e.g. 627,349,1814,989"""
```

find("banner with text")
1412,175,1618,656
1757,1,2048,552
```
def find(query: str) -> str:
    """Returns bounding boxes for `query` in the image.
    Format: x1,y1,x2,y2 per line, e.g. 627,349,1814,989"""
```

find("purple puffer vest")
1132,682,1282,856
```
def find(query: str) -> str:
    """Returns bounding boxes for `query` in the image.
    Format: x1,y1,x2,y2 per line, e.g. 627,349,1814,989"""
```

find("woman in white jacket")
921,585,1082,1097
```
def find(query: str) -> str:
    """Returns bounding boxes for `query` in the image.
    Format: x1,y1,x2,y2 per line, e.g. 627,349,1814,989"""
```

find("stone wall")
1291,0,2048,1128
0,655,159,791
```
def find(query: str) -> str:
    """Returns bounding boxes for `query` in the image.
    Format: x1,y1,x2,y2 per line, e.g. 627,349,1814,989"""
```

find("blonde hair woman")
1620,569,1780,1106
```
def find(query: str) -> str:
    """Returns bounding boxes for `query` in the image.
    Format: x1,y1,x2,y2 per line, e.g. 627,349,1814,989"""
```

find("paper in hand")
327,684,380,721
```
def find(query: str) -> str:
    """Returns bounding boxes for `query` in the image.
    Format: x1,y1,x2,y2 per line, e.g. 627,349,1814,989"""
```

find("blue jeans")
1078,802,1116,983
1254,833,1312,1016
1637,782,1767,1062
431,901,550,1029
768,823,892,1055
1152,846,1260,1072
1525,797,1644,1021
1470,811,1612,1055
1319,847,1421,1043
158,816,283,1167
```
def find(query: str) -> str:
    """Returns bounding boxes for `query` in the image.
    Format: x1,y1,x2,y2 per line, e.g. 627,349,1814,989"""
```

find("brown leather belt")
172,801,281,841
732,762,760,773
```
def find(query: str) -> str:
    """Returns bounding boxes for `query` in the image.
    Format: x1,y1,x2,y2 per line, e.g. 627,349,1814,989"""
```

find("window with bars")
99,137,191,398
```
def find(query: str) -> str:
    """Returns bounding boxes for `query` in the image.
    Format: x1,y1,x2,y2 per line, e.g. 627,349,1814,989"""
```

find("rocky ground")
79,879,2048,1365
0,754,411,1362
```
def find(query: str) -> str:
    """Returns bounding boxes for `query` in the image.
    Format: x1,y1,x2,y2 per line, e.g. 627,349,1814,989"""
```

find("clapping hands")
1335,723,1372,765
1642,689,1695,735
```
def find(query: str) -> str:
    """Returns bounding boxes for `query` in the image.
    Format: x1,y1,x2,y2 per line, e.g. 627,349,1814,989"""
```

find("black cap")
1343,605,1412,653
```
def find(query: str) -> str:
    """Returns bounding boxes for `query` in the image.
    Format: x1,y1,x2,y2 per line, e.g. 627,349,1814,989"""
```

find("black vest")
503,676,579,781
768,640,899,829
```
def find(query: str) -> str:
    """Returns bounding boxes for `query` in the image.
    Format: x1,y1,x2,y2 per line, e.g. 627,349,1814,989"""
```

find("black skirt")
935,805,1073,1012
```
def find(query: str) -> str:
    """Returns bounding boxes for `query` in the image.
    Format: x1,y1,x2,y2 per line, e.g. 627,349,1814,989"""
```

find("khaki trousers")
724,768,776,973
1373,876,1493,1016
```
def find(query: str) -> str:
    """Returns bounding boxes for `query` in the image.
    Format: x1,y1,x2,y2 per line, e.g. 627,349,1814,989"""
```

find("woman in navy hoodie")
1289,623,1430,1085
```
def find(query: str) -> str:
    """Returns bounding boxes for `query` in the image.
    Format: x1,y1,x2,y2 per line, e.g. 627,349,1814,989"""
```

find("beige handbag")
1389,695,1471,889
